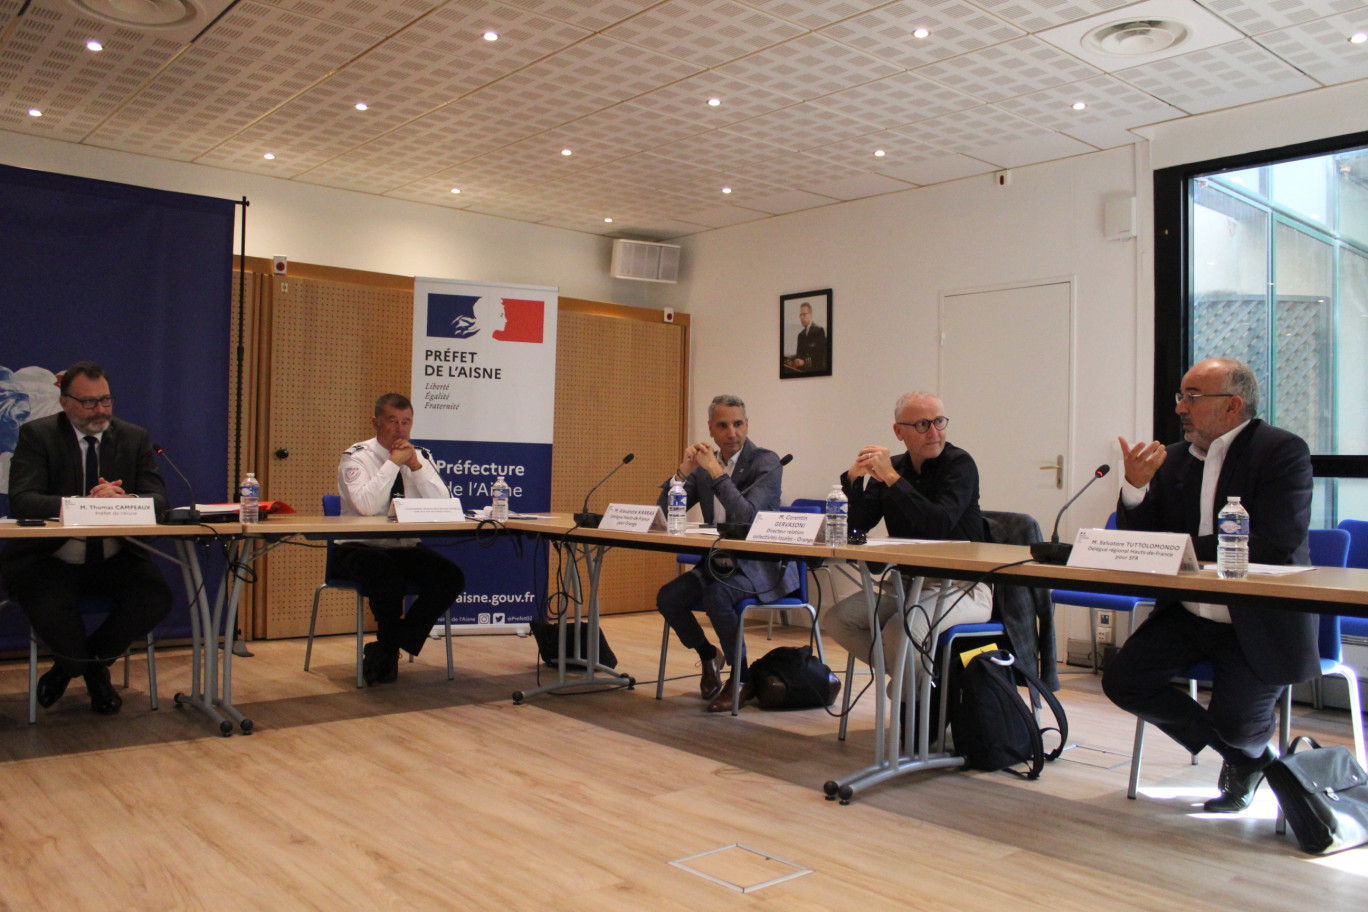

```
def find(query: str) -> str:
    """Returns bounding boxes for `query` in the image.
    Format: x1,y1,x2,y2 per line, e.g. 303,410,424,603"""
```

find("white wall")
0,130,668,307
662,144,1147,537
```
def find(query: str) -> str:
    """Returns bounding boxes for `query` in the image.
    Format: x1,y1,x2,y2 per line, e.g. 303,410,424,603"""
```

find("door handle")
1038,455,1063,489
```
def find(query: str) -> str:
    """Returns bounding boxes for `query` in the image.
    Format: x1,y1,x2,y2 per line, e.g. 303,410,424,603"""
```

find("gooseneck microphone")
1029,464,1110,564
779,453,794,467
153,443,201,524
575,453,634,528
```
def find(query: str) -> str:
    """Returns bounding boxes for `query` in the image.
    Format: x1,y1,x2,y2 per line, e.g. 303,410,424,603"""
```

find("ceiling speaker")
611,239,680,284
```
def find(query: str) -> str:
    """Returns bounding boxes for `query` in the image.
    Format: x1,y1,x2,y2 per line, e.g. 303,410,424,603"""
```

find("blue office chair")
655,507,826,713
0,588,158,724
1336,519,1368,667
1050,513,1152,674
1126,527,1363,803
304,494,454,688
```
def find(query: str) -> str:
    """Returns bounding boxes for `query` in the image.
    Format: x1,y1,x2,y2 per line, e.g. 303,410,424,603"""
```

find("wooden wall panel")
241,270,689,638
552,303,687,614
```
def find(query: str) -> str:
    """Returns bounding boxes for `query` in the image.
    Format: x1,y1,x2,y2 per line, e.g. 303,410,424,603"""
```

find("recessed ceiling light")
1351,32,1367,44
28,108,41,117
707,97,721,107
86,40,103,52
354,102,368,111
604,217,613,223
263,152,275,160
721,186,732,194
483,30,498,41
561,148,572,156
1072,101,1088,110
873,149,886,157
912,28,929,39
450,188,461,194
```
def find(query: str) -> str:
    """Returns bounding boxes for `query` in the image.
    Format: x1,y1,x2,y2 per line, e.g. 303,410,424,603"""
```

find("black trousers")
6,550,174,677
333,543,464,655
1102,605,1285,761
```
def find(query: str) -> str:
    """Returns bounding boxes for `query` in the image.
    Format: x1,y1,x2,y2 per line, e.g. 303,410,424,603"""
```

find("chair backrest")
789,498,826,512
1107,511,1118,530
1337,519,1368,570
321,495,342,579
1308,528,1350,568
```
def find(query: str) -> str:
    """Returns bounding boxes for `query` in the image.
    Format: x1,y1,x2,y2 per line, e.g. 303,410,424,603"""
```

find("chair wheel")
512,691,525,704
239,719,254,734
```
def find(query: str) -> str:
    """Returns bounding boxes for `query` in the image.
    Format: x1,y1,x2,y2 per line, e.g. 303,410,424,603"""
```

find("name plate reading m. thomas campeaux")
1067,528,1198,575
748,511,824,546
61,497,157,526
390,498,466,523
599,504,665,533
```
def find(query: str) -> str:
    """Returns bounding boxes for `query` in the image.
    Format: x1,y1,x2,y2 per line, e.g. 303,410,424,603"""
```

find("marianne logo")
426,294,544,343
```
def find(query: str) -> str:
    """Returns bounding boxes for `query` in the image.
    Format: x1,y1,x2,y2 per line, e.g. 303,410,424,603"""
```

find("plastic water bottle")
1217,495,1249,579
491,475,511,522
667,478,688,535
825,483,848,546
239,472,260,524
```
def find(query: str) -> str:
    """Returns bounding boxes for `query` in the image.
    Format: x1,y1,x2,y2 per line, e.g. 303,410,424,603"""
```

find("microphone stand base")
164,508,202,525
573,512,602,528
1029,542,1073,564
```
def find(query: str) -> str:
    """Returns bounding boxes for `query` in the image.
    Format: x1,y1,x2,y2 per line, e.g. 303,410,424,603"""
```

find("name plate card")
1068,528,1199,575
748,511,824,546
599,504,665,533
60,497,157,526
390,498,465,522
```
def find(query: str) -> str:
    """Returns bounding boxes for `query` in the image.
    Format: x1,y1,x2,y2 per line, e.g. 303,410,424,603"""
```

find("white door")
939,280,1072,537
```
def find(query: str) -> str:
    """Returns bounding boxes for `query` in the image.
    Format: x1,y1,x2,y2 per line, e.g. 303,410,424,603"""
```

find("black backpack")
747,645,840,710
947,648,1067,779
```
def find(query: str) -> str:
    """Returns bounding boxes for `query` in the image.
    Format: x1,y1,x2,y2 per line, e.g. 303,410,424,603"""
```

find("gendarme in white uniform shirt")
337,437,450,547
1121,419,1251,623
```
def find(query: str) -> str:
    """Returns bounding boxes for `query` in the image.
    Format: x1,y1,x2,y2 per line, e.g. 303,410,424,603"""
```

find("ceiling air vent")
1083,19,1191,57
67,0,205,29
611,239,680,284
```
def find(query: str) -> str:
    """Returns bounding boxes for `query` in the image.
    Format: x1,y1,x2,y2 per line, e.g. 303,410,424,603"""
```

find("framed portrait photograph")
780,288,832,379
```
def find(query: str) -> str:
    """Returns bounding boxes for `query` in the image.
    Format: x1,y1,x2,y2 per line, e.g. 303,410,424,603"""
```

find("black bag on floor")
529,620,617,669
1266,735,1368,855
748,645,840,710
948,648,1066,779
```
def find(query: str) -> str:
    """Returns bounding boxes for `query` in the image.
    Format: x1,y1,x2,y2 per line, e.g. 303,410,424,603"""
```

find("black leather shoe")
698,652,725,700
707,677,754,713
1204,747,1275,813
362,641,400,685
36,665,72,708
83,664,122,715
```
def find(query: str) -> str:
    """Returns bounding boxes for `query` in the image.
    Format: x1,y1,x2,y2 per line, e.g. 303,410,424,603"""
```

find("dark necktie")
390,471,405,500
83,435,103,566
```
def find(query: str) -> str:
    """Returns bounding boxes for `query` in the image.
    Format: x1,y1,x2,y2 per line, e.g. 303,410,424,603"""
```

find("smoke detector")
1038,0,1241,70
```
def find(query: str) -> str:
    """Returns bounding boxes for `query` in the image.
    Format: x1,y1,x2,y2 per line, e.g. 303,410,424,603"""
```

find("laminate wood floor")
1,611,1364,912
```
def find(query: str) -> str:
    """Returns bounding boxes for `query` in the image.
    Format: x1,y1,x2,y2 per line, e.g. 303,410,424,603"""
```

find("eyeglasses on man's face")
1174,392,1233,406
64,395,115,410
896,416,949,434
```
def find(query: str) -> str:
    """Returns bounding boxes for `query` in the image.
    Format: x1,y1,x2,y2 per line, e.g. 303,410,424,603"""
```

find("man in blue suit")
1105,358,1317,813
655,394,799,712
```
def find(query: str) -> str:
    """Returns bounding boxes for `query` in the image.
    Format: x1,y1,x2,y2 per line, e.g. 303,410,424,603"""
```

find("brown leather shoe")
699,652,725,700
706,677,755,713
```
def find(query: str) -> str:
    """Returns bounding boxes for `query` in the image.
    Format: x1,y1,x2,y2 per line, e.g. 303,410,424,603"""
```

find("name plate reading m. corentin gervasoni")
61,497,157,526
599,504,665,533
390,498,466,522
1067,527,1199,575
748,511,824,546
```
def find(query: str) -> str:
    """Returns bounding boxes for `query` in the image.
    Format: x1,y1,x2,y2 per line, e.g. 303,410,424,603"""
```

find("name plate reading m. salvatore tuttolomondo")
61,497,157,526
748,511,824,546
390,498,466,523
1068,528,1198,575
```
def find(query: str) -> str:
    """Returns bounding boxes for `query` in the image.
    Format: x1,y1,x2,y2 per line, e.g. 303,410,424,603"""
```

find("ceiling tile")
720,102,879,151
820,0,1024,68
893,103,1096,167
806,72,980,128
601,0,805,68
1204,0,1368,37
1115,38,1322,115
735,0,888,30
500,0,661,32
969,0,1134,33
621,72,802,128
277,0,441,35
1253,11,1368,85
712,33,902,99
915,35,1103,102
996,74,1185,148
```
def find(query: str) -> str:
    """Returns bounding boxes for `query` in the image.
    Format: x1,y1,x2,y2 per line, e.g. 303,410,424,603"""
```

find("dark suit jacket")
1,412,168,580
657,438,800,603
1116,419,1318,684
795,324,826,371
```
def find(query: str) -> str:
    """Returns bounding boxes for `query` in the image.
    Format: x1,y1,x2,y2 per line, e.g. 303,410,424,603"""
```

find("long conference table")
10,514,1368,794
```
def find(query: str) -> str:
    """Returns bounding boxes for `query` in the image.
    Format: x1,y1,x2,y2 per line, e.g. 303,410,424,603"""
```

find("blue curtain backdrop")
0,164,236,648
